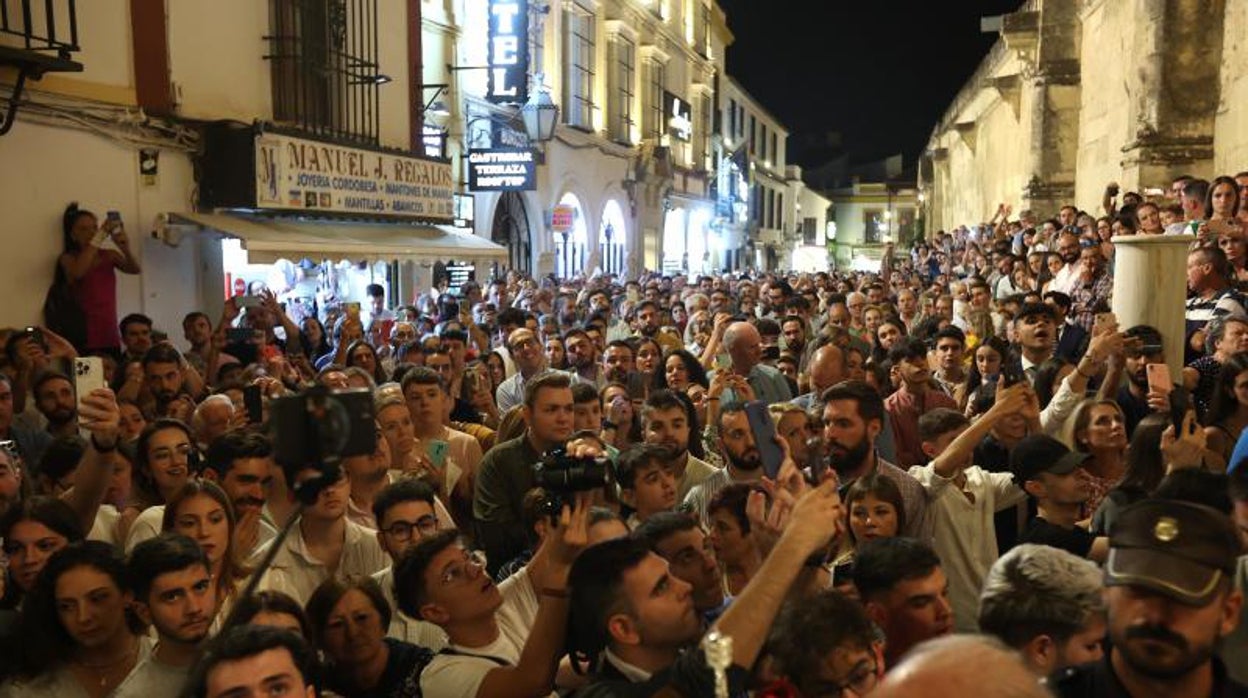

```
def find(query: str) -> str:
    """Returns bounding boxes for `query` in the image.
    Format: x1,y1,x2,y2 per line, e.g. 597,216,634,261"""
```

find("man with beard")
602,339,647,398
142,343,205,421
565,328,602,386
32,371,78,438
1069,245,1114,332
683,402,768,525
780,315,808,363
822,380,932,541
1011,435,1108,562
120,313,155,365
1116,325,1168,435
117,534,218,696
1049,499,1246,697
1043,291,1090,363
641,390,716,502
1049,232,1085,296
202,430,277,558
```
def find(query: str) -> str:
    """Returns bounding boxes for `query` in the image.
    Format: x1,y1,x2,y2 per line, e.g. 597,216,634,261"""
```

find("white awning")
168,212,506,264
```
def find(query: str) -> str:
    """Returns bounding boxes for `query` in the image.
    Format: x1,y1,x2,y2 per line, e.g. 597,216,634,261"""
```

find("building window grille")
646,59,665,139
266,0,382,145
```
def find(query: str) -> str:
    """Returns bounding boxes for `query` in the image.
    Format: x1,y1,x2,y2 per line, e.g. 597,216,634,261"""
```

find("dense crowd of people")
0,176,1247,697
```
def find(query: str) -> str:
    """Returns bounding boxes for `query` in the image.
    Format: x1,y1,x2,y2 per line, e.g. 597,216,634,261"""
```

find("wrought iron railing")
0,0,80,56
264,0,382,146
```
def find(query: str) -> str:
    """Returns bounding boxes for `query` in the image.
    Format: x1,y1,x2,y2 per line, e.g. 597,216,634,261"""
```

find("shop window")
562,1,595,130
267,0,382,145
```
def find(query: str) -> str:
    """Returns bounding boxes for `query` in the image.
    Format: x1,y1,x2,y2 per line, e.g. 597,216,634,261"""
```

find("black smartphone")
744,400,785,480
244,384,264,424
1169,386,1191,435
226,327,253,344
1001,355,1027,387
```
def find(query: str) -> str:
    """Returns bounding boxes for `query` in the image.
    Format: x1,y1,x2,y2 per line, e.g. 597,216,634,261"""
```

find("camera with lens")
269,386,377,469
533,446,614,520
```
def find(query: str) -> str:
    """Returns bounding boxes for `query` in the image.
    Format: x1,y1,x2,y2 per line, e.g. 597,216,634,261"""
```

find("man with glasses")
395,495,591,698
370,478,449,650
495,327,548,413
1049,232,1085,296
764,589,885,697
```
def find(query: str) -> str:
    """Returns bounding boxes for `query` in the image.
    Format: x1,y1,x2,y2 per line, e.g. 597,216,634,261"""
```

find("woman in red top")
59,203,141,353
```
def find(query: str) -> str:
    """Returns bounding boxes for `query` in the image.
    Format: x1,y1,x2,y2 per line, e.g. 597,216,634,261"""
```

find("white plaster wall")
168,0,271,122
0,120,198,333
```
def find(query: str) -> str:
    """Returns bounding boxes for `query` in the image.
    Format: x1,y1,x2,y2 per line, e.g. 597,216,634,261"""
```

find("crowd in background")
0,175,1246,697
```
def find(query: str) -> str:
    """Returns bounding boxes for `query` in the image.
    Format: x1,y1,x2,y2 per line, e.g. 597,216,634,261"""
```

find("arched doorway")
554,192,588,279
491,192,532,274
600,200,627,276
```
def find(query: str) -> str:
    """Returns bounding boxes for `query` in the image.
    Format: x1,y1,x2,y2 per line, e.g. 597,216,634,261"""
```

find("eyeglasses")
383,515,439,541
815,660,880,697
441,549,488,586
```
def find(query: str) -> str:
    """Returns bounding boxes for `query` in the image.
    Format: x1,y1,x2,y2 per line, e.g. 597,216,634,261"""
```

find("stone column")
1119,0,1225,186
1110,234,1195,378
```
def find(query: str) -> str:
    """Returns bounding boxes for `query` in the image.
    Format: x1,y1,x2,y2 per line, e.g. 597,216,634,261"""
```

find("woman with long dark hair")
0,496,84,607
651,348,710,393
57,204,141,354
1,541,150,694
1203,351,1248,466
345,339,388,385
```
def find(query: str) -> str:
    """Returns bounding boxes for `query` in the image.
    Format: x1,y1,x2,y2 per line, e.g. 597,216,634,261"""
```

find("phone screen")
744,400,784,480
243,385,263,424
426,440,450,469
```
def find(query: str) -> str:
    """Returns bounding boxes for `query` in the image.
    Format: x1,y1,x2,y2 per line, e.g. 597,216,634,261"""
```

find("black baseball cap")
1014,302,1058,324
1105,499,1241,606
1010,434,1091,485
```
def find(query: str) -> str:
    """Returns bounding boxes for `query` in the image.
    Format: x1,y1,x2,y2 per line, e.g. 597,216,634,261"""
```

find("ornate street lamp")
522,78,559,145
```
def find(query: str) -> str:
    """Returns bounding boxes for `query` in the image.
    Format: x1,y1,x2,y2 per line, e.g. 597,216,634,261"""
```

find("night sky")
717,0,1023,167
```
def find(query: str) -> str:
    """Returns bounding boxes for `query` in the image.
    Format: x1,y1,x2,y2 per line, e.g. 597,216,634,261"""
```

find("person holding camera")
474,372,577,574
396,488,592,698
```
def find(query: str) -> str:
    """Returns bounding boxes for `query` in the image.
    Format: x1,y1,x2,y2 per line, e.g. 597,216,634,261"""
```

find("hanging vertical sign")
487,0,529,104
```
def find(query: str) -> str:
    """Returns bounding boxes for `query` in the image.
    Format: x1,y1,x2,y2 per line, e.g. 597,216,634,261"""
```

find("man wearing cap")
1049,499,1246,697
1012,435,1109,563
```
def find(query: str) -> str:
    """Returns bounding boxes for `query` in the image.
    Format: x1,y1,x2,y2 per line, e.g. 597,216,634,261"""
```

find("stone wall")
921,0,1248,233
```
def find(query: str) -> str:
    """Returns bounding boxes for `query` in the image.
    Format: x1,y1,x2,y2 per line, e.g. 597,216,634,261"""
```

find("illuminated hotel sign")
487,0,529,104
664,92,692,142
467,148,537,191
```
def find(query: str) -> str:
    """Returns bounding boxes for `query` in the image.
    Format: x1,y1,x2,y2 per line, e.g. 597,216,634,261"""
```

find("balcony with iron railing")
0,0,84,135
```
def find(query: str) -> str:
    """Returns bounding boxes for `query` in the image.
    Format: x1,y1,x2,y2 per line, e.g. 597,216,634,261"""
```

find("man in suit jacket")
1044,291,1089,363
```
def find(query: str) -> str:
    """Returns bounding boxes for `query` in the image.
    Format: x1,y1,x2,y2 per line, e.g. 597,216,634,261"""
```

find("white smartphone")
73,357,106,403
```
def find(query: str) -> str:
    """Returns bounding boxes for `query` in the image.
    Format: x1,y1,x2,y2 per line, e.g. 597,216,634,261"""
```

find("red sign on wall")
551,204,575,232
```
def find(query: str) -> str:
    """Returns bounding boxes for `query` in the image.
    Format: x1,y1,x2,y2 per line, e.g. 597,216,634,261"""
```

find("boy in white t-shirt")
908,384,1033,632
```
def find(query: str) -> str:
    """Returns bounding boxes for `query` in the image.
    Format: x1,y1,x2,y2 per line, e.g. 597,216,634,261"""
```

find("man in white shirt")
255,463,388,605
1048,232,1085,296
909,395,1033,632
370,478,450,650
117,533,218,697
396,495,591,698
